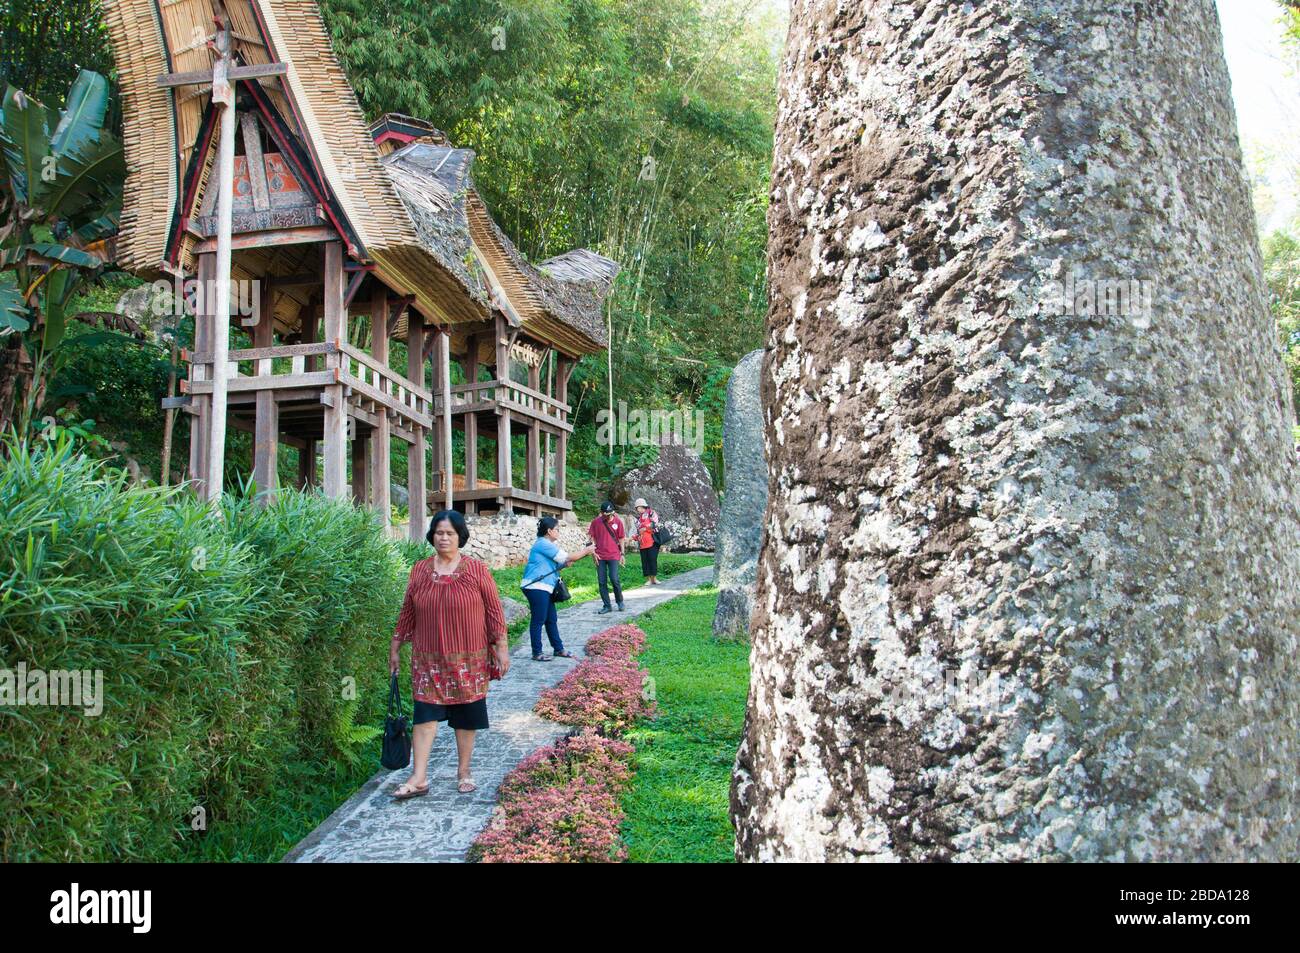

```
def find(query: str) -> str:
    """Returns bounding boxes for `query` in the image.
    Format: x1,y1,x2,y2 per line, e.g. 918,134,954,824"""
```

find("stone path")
283,565,715,863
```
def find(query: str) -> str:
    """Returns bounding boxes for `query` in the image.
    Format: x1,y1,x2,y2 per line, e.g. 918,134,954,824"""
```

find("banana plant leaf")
73,197,122,244
50,71,110,160
0,271,31,333
1,86,52,207
41,267,77,351
23,242,100,268
46,130,124,222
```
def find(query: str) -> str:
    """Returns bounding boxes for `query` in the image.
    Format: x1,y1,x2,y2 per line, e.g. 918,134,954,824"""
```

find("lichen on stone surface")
732,0,1300,862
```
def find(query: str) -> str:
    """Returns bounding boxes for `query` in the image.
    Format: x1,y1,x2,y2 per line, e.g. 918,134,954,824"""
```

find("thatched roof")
383,140,616,355
102,0,616,354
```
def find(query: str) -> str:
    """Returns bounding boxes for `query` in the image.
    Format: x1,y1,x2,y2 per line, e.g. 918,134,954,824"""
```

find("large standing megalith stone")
732,0,1300,861
713,350,768,639
609,442,720,550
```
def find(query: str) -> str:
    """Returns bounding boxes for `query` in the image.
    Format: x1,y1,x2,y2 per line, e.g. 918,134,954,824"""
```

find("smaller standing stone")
713,350,766,639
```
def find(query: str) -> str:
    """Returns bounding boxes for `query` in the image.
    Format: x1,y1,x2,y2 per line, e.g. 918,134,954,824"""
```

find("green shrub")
0,436,408,860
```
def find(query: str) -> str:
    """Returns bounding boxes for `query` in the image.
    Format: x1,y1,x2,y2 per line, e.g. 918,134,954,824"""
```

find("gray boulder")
609,442,719,551
713,350,766,639
499,595,529,626
390,482,410,510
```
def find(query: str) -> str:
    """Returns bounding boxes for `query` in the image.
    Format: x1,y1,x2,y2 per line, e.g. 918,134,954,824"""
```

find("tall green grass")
0,436,408,861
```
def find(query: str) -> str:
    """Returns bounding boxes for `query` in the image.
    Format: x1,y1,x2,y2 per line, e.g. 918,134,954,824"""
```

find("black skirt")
413,697,489,730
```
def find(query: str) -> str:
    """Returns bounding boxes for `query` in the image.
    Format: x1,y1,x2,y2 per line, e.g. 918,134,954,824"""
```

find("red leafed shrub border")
470,624,653,863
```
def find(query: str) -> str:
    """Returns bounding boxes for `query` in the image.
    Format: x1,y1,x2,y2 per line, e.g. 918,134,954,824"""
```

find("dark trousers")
596,558,624,607
640,543,660,577
524,586,565,656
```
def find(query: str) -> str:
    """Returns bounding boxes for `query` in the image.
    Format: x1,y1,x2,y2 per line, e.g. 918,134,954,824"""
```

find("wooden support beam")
441,329,453,511
189,253,215,497
386,296,415,336
240,113,270,211
495,316,512,504
268,273,320,288
343,269,366,309
297,440,316,489
430,328,445,498
527,361,541,494
321,242,348,498
351,433,369,504
301,301,319,371
407,321,428,543
544,350,555,497
464,333,478,491
252,280,278,502
156,61,288,88
204,33,236,506
191,226,339,255
556,355,572,502
369,294,391,529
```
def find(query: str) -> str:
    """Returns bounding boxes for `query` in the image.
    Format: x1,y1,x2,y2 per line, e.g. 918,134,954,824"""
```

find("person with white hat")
633,497,662,586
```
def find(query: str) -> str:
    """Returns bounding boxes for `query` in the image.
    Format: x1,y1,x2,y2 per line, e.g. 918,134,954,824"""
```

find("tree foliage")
321,0,781,486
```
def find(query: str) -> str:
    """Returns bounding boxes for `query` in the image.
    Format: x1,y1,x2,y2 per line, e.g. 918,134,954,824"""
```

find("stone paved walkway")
283,565,715,863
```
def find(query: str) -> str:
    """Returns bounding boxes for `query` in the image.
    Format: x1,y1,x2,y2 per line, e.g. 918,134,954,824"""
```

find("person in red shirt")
635,498,663,585
389,510,509,799
587,501,627,614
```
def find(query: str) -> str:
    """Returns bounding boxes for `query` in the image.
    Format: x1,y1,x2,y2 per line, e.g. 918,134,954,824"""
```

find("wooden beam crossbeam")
156,62,288,88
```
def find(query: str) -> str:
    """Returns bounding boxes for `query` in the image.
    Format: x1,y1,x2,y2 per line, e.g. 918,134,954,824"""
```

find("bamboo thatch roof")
102,0,616,355
383,140,616,355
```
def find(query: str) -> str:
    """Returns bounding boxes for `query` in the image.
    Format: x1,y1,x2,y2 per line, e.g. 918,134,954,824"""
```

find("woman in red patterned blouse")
389,510,510,799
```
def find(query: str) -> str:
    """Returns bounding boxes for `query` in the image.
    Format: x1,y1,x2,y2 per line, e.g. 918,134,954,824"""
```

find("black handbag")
524,553,571,603
380,674,411,770
653,522,672,547
551,573,572,603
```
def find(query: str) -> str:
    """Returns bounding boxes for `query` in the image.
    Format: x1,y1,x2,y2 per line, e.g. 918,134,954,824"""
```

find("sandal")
553,649,574,658
532,653,552,661
392,780,430,801
457,776,477,794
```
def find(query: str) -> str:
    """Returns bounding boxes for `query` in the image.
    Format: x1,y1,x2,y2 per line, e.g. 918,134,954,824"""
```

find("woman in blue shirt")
521,516,596,661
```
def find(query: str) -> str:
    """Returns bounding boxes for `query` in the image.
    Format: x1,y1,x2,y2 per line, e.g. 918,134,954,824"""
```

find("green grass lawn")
619,585,750,863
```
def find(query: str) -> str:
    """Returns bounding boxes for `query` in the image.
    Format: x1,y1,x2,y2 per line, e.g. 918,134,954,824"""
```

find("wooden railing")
336,341,433,429
437,378,570,427
183,340,434,429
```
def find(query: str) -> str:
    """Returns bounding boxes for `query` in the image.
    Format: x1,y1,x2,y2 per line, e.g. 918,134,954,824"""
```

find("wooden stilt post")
430,328,445,500
527,360,541,495
189,252,215,497
556,355,573,502
495,316,512,511
252,280,278,502
407,320,428,542
544,350,554,498
297,445,313,490
351,433,369,503
301,301,319,369
205,25,236,505
321,242,347,498
441,328,453,511
464,334,478,500
370,294,391,528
